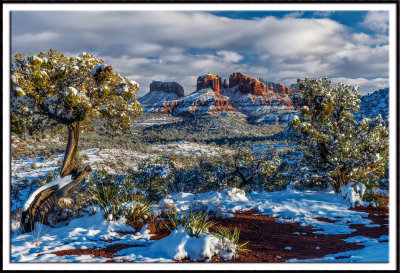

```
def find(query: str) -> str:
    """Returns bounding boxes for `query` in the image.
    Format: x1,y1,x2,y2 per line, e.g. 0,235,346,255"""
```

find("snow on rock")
11,211,136,262
229,72,268,96
197,73,222,94
117,226,237,262
150,80,184,97
138,81,184,110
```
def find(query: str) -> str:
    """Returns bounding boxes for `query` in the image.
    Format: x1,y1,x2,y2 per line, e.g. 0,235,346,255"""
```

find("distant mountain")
357,88,389,120
139,81,184,109
221,72,297,125
139,72,296,124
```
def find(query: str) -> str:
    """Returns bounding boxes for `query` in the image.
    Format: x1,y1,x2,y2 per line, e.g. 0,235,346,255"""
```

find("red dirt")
38,243,138,259
36,206,388,263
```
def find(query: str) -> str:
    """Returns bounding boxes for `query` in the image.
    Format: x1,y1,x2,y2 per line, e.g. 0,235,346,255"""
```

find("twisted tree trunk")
60,122,81,177
21,166,92,233
21,122,93,233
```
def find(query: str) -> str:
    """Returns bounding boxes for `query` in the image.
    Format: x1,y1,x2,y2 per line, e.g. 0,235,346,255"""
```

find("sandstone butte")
150,80,185,98
197,73,222,94
229,72,269,96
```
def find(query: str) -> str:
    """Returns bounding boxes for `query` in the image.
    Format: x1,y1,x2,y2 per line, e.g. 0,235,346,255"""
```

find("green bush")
213,226,250,253
88,169,124,217
125,193,155,229
164,211,215,238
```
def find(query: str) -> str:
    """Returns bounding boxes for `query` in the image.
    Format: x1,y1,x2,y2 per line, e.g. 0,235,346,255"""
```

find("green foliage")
135,157,174,201
88,169,123,217
11,50,141,137
164,211,215,238
125,193,155,229
291,77,389,193
213,226,250,252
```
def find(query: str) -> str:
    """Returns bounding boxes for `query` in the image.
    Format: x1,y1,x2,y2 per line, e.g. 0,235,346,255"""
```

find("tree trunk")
60,122,81,177
21,166,92,233
334,167,348,193
20,122,94,233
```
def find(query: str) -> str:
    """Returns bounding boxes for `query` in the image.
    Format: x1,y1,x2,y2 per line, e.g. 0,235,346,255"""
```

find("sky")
11,9,390,96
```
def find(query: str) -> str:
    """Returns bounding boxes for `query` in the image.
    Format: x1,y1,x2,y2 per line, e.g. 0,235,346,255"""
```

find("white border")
3,3,397,271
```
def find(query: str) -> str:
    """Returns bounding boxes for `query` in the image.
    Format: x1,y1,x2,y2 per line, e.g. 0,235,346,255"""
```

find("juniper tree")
11,50,142,231
291,77,388,193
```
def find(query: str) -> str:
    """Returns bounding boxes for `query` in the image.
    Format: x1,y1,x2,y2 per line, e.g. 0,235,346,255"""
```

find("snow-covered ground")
9,150,389,263
152,141,223,156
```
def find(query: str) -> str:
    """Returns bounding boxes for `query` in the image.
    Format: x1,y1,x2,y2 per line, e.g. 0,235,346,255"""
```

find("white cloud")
11,10,389,95
216,50,243,63
283,11,305,19
312,11,334,17
360,11,389,33
330,77,388,94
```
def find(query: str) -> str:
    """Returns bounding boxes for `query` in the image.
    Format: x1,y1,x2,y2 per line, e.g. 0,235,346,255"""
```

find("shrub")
87,169,123,218
291,78,389,193
213,226,250,253
164,211,215,238
135,157,174,201
124,193,155,230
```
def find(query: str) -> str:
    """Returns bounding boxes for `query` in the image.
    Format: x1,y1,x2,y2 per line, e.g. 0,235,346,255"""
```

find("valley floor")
9,125,389,264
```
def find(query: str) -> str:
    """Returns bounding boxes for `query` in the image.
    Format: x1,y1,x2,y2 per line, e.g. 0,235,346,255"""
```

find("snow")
23,175,73,211
287,235,388,263
10,149,389,263
340,182,371,208
163,188,371,235
10,184,389,262
68,87,78,96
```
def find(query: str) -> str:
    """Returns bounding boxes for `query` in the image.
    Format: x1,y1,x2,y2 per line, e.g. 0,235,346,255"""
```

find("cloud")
312,11,334,18
283,11,305,19
330,77,388,94
216,50,244,63
11,10,389,96
360,11,389,33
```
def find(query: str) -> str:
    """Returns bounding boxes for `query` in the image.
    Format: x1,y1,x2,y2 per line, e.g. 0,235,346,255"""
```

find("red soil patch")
207,210,363,262
36,206,388,263
348,206,389,239
208,206,388,263
38,243,138,259
314,217,338,223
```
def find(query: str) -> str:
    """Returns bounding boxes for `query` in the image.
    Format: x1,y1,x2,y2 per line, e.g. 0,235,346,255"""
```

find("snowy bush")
165,211,215,238
340,182,374,207
291,78,389,193
148,226,238,261
134,157,174,201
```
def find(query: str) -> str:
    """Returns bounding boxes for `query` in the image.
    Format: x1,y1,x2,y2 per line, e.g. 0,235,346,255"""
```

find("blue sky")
11,10,389,95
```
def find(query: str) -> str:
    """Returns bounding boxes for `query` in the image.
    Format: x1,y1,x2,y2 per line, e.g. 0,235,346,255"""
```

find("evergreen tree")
291,77,388,193
11,50,142,176
11,50,142,232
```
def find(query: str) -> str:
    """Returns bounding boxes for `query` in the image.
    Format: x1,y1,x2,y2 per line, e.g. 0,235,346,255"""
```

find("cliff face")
228,72,268,96
140,72,298,124
260,79,291,97
149,81,184,98
197,73,222,94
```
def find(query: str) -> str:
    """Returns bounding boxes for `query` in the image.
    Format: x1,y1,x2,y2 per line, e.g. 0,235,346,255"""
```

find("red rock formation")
197,73,222,93
223,78,228,89
150,81,184,98
228,72,267,96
